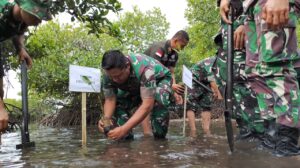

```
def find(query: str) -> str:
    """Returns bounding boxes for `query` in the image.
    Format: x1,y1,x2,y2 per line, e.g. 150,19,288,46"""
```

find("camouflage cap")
16,0,52,21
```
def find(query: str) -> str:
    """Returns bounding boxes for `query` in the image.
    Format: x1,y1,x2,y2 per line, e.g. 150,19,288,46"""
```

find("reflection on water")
1,120,300,168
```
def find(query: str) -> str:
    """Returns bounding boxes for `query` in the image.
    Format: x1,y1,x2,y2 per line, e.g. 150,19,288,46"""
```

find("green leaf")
81,75,92,85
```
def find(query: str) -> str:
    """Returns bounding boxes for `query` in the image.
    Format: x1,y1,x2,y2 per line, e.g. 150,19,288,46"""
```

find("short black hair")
172,30,189,42
101,50,128,70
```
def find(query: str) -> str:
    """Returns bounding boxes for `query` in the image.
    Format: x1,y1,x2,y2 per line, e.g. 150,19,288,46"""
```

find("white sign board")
182,65,193,89
69,65,101,93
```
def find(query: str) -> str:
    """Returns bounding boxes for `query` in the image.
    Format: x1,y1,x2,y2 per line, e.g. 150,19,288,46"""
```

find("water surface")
1,120,300,168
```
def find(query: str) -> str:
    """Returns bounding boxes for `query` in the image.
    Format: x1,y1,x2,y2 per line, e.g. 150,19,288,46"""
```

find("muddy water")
1,120,300,168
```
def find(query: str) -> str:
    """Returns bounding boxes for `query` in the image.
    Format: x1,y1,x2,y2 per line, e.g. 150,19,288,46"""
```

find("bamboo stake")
183,85,188,136
82,92,87,146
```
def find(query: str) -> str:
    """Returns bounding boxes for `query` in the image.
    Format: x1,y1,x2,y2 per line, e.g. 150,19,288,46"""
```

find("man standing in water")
142,30,189,136
98,50,173,140
186,56,223,137
0,0,52,133
216,0,265,140
220,0,300,156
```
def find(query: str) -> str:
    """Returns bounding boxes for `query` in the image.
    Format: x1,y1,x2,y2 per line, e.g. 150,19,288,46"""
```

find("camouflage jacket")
0,0,27,42
103,53,172,99
192,56,217,85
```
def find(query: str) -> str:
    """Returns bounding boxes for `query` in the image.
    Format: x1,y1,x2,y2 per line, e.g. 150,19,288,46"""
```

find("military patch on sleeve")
155,49,163,57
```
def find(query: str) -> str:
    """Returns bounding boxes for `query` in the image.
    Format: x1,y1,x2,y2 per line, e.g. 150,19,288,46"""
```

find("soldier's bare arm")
210,81,223,100
0,101,9,133
169,66,176,83
12,35,32,68
219,0,231,24
170,67,184,95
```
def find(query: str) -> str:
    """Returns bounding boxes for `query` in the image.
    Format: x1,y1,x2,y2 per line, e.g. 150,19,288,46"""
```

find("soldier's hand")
220,0,232,24
107,126,127,140
213,89,223,100
174,92,183,105
234,25,245,50
0,108,9,133
210,86,219,100
262,0,289,29
98,119,105,133
172,84,185,95
217,91,223,100
18,48,33,69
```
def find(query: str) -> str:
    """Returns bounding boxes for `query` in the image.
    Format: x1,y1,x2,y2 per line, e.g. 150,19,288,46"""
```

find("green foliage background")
5,0,300,124
175,0,220,82
3,5,170,122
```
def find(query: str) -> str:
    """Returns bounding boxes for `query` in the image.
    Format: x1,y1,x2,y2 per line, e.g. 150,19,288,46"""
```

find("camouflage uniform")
0,0,51,41
144,40,178,68
214,13,265,135
0,0,51,77
0,0,26,77
0,1,25,42
102,53,173,139
187,57,216,113
294,58,300,86
242,0,300,155
243,0,300,128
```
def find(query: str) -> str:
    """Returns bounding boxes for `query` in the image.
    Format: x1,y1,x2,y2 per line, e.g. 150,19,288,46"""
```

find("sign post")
81,92,87,146
182,65,193,136
69,65,101,147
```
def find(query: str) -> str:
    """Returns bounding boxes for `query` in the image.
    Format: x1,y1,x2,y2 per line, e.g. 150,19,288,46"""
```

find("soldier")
98,50,173,140
215,31,265,140
217,0,266,140
186,56,223,137
0,0,52,133
220,0,300,156
142,30,189,135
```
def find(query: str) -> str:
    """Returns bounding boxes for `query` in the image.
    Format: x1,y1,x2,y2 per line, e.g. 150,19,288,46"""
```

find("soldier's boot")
235,118,252,140
261,119,277,150
274,124,300,157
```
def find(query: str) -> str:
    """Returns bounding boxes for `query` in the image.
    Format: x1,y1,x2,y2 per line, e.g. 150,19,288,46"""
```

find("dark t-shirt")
144,40,178,68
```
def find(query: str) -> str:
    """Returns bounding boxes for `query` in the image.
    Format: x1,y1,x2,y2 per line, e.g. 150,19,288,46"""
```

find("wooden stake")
82,92,87,146
183,85,188,136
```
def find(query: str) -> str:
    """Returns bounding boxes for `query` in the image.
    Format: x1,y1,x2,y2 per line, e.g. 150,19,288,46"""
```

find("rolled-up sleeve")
140,68,156,99
102,76,117,98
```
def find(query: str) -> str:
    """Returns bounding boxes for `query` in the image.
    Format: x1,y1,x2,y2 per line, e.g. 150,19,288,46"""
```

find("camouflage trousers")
114,79,172,139
215,22,265,133
187,84,212,113
296,67,300,86
244,1,300,128
232,82,265,133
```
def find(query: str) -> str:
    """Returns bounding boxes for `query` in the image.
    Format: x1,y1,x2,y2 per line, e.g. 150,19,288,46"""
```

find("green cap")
16,0,52,21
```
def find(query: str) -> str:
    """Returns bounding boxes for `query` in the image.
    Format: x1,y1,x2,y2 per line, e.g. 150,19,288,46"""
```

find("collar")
164,40,178,55
164,40,172,55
